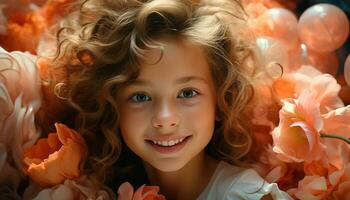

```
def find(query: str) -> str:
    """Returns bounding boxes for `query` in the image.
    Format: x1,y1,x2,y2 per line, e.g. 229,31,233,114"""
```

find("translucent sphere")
344,54,350,86
298,4,349,53
288,43,339,75
265,8,299,50
256,36,289,75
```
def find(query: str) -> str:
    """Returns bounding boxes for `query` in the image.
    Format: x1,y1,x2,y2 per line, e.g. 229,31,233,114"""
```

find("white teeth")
151,137,187,147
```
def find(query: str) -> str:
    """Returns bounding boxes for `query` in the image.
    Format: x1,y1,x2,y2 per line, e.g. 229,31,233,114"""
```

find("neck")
143,152,219,200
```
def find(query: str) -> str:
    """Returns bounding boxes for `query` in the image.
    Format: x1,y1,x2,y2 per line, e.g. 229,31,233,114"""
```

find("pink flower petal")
118,182,134,200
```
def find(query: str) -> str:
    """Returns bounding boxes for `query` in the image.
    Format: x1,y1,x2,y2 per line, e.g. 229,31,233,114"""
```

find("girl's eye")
178,89,198,98
129,93,151,102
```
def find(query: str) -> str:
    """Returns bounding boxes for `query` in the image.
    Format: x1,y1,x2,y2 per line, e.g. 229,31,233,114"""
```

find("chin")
150,158,188,172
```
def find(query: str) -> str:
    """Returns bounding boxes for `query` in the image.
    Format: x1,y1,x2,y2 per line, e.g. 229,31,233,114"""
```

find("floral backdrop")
0,0,349,199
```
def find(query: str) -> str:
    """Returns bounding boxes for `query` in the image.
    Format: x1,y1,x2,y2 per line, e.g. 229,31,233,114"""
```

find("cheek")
119,107,149,141
183,100,216,134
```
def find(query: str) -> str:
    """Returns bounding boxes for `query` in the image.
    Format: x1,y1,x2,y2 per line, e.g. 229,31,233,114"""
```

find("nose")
152,101,180,130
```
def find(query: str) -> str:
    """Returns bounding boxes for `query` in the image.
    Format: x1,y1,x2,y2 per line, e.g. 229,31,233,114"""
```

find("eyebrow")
175,76,207,84
129,76,207,86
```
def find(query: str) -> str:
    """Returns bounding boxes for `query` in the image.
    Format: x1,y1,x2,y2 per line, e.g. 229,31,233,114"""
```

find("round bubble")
265,8,299,50
288,43,339,75
298,4,349,53
307,49,339,76
256,36,289,75
344,54,350,86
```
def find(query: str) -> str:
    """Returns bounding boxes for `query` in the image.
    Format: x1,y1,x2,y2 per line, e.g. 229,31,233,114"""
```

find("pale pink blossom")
271,90,326,163
0,144,22,199
117,182,166,200
0,48,42,188
23,176,112,200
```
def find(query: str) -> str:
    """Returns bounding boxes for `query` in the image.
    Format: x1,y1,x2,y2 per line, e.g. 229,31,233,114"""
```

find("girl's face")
117,38,217,172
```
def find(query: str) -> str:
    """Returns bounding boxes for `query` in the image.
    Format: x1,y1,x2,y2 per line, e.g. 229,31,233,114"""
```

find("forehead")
136,38,212,80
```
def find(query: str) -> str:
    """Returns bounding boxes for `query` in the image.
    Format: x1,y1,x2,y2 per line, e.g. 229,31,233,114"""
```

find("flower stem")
320,133,350,144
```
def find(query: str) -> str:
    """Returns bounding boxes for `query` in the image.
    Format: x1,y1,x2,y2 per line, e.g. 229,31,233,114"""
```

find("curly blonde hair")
41,0,266,187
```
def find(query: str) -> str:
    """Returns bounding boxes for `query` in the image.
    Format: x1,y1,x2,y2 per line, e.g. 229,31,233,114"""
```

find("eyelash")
128,88,199,103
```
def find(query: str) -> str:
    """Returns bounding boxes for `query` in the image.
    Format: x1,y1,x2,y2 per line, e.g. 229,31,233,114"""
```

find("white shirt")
197,161,293,200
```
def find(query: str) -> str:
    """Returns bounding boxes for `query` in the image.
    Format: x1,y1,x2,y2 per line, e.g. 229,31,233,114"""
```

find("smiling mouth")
146,136,191,148
146,136,191,154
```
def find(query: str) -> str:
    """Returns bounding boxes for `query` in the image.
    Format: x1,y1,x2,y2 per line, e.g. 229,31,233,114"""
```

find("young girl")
38,0,293,199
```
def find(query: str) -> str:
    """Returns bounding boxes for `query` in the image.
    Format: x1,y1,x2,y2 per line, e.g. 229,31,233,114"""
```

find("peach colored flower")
272,73,310,100
272,90,326,163
272,66,343,114
331,165,350,200
117,182,166,200
322,105,350,139
295,162,350,199
332,181,350,200
23,123,86,187
257,147,291,183
304,159,330,178
252,145,304,191
303,105,350,176
303,138,349,177
287,175,328,200
310,75,343,113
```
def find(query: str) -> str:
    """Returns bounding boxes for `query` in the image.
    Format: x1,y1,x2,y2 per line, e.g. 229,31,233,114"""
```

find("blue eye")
178,89,198,98
129,93,151,102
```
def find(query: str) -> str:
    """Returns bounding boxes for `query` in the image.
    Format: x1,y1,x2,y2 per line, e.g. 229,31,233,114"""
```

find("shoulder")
198,161,293,200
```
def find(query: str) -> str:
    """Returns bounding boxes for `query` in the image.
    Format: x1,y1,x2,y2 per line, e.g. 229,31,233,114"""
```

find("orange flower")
117,182,166,200
23,123,86,187
0,0,74,53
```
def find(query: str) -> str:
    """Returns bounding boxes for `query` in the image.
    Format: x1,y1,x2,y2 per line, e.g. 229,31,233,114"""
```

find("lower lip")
147,136,190,154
